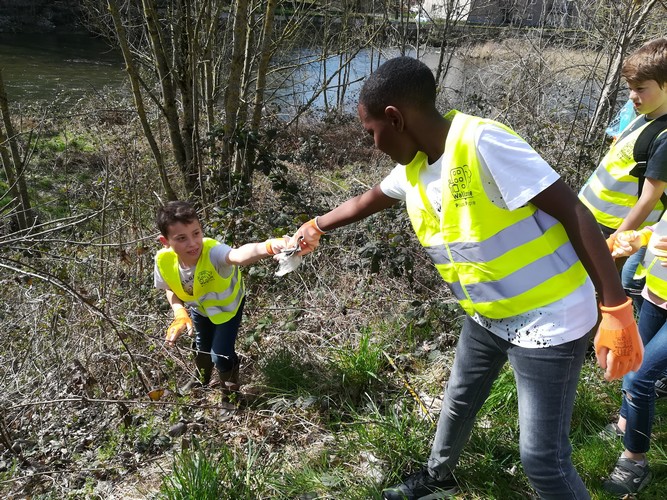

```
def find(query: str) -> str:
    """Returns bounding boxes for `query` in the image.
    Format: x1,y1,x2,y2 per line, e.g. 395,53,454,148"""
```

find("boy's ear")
158,235,170,248
385,106,404,131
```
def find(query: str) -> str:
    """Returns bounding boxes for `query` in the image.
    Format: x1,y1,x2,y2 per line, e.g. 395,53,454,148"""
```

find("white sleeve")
209,243,234,278
379,163,410,201
476,125,559,211
154,262,170,290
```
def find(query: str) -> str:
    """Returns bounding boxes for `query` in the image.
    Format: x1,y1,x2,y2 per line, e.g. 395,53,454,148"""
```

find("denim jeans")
190,299,245,372
428,316,591,499
620,299,667,454
621,246,646,314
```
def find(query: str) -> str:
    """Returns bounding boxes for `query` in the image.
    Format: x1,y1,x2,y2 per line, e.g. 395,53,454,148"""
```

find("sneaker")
599,422,624,440
382,467,458,500
602,457,652,497
655,377,667,399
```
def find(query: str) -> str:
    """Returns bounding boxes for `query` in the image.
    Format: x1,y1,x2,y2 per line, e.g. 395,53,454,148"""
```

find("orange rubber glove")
265,237,290,256
292,217,326,255
594,297,643,381
166,307,193,345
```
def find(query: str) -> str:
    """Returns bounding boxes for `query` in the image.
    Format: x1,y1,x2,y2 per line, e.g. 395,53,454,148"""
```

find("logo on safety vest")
448,165,473,200
618,141,634,164
197,270,214,286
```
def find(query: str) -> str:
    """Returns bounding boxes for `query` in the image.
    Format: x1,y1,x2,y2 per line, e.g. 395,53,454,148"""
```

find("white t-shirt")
154,243,234,296
380,124,597,348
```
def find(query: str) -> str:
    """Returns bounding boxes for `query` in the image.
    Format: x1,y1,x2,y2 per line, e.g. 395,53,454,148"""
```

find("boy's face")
628,79,667,119
159,219,204,267
358,103,418,165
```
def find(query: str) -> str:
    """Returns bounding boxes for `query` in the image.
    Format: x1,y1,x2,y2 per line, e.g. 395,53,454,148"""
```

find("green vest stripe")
449,242,580,304
580,184,634,218
579,118,665,230
425,210,561,265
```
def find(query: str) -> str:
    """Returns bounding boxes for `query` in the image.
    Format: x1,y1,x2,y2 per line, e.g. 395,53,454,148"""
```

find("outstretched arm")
226,237,290,266
295,185,400,254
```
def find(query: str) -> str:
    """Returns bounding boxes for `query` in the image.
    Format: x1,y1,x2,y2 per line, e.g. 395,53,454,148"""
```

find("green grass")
159,439,282,499
36,131,96,153
330,327,384,394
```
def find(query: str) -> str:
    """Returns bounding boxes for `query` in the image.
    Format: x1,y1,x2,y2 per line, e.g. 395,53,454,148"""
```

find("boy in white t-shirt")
291,57,643,499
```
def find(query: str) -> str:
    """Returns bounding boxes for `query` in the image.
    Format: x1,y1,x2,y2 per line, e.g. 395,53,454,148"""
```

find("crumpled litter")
275,240,302,276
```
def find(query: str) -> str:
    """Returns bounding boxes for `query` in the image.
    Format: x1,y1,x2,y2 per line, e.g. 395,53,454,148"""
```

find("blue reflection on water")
0,33,425,119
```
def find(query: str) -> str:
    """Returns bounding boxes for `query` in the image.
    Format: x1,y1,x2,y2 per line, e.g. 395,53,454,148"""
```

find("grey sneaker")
655,377,667,399
382,468,458,499
602,457,652,497
599,422,624,440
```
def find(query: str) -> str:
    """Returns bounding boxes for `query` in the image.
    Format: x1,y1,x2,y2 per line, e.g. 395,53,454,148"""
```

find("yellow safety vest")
641,218,667,301
156,238,245,324
405,110,589,319
579,115,665,230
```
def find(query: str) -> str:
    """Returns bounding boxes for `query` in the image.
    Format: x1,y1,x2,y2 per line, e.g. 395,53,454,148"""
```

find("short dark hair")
156,201,199,237
622,37,667,88
359,56,437,117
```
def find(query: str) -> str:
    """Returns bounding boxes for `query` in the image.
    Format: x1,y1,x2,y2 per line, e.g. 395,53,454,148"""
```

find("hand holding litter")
611,228,652,258
165,307,193,346
594,297,643,381
292,217,325,255
264,236,290,255
275,237,303,276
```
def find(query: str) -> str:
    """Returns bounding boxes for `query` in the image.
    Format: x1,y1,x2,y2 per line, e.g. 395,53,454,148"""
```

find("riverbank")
1,99,666,497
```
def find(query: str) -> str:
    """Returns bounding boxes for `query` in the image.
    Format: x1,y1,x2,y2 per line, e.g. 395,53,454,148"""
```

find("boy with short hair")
580,37,667,405
292,57,643,499
579,37,667,311
154,200,287,400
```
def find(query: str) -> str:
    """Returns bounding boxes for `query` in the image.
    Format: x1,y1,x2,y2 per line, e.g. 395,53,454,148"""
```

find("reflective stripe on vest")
579,115,666,229
642,218,667,301
156,237,245,324
405,110,588,319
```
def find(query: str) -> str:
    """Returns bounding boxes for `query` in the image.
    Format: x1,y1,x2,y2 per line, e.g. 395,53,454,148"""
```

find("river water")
0,32,126,104
0,32,460,117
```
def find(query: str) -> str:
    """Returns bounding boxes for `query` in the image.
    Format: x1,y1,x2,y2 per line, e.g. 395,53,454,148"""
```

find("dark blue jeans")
428,316,591,499
620,299,667,454
621,246,646,314
191,299,245,372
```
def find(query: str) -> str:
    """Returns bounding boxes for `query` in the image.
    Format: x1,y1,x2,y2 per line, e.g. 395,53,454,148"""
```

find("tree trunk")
140,0,196,196
251,0,278,131
222,0,250,191
107,0,177,201
0,69,33,229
